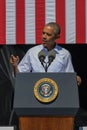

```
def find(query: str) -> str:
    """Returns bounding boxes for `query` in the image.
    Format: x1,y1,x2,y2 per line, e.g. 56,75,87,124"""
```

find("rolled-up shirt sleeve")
64,52,74,72
18,51,32,72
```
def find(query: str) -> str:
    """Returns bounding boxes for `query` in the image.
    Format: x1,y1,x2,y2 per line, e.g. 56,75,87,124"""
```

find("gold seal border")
34,78,58,103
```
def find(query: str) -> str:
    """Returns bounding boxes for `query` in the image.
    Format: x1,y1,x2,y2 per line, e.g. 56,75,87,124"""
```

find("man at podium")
10,22,81,86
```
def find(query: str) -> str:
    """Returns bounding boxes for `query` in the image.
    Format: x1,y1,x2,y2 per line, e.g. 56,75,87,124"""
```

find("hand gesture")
10,55,19,67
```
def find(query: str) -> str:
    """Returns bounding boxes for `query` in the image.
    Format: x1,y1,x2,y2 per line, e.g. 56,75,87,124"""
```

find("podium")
13,72,79,130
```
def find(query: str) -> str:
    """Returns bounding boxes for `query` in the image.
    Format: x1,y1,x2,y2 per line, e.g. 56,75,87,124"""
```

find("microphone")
48,50,56,66
38,50,46,67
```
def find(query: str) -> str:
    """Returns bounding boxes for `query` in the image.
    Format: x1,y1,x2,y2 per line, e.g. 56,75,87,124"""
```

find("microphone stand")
44,59,53,72
44,62,48,72
40,60,48,72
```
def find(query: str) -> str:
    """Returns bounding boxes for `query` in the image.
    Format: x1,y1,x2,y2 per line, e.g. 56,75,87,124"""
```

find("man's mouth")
42,40,47,44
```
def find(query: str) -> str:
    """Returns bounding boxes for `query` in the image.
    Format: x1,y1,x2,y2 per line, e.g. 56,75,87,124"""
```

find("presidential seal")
34,78,58,103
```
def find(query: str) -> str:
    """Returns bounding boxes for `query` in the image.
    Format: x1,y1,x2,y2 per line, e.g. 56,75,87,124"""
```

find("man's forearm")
13,66,19,77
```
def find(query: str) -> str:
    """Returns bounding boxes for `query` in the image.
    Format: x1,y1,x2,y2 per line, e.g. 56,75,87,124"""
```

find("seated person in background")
10,22,82,86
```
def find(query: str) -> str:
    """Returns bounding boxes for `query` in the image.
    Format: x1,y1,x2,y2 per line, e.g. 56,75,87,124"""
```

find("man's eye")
42,32,45,34
47,33,51,36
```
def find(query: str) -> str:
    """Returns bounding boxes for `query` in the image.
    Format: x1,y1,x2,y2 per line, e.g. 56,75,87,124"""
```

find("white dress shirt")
18,44,74,73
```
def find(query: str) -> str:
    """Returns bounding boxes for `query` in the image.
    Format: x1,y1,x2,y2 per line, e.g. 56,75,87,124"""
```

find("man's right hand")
10,55,19,67
10,55,20,76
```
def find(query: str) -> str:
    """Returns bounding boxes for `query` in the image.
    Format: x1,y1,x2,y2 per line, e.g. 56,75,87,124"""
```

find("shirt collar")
54,44,63,54
41,44,62,54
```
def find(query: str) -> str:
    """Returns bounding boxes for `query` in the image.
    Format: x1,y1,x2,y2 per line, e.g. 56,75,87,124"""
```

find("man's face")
42,25,58,50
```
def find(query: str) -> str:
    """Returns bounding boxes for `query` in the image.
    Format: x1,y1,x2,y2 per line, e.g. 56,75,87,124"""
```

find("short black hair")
46,22,61,35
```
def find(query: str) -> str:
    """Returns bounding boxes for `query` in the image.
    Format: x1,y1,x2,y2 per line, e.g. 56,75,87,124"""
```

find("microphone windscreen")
38,50,46,61
48,50,56,59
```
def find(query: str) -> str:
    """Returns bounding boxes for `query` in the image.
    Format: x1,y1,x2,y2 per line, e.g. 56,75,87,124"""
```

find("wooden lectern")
13,73,79,130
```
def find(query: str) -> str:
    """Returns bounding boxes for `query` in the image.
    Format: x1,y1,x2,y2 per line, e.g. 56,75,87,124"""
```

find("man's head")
42,22,61,50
